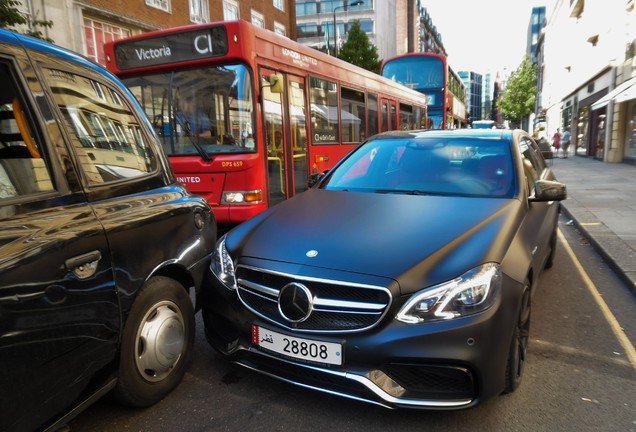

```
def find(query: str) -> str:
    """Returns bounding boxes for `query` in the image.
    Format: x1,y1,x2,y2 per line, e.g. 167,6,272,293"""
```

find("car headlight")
396,263,501,323
210,235,237,290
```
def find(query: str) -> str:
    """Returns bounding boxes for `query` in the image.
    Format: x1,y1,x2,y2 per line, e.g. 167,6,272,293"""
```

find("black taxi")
0,29,216,431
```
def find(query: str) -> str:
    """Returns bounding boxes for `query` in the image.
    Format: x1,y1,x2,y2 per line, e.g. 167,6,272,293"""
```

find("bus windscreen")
122,64,256,157
382,56,445,93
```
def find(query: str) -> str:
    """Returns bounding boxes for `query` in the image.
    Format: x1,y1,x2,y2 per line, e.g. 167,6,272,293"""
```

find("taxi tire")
113,276,194,407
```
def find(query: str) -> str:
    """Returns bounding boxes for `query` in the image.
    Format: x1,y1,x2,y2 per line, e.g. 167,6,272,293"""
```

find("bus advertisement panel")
381,52,466,130
105,20,428,228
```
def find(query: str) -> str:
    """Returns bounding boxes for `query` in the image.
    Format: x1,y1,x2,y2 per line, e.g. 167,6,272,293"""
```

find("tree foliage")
0,0,54,42
499,56,537,125
337,20,381,74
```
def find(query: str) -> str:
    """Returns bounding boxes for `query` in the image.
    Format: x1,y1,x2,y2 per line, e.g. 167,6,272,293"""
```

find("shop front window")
625,99,636,160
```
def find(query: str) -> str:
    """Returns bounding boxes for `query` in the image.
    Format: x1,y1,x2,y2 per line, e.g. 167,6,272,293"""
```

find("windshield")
382,56,445,93
323,136,515,198
123,64,255,156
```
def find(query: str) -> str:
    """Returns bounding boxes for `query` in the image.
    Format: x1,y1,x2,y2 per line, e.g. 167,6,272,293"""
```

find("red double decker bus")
104,20,428,228
381,53,466,130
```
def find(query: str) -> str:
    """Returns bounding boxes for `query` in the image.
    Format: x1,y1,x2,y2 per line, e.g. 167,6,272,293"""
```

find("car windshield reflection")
323,137,515,198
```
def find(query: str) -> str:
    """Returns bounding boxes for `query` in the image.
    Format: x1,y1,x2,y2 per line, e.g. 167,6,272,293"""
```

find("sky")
420,0,553,76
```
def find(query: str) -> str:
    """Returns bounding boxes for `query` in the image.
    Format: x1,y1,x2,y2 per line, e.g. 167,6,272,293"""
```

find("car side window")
0,62,55,201
42,68,158,185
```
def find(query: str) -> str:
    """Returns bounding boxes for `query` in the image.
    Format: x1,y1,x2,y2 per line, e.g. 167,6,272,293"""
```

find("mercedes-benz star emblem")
278,282,313,323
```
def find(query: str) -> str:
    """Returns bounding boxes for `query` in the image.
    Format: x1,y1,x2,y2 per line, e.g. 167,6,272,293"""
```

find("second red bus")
381,52,466,130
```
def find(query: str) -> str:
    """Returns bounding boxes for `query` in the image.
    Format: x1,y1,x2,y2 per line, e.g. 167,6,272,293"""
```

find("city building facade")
539,0,635,163
295,0,396,60
13,0,296,67
527,6,545,64
459,71,483,123
483,73,493,121
417,6,445,55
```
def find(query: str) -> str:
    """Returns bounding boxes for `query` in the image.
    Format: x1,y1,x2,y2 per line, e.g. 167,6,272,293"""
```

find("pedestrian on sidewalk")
561,128,571,158
552,128,561,156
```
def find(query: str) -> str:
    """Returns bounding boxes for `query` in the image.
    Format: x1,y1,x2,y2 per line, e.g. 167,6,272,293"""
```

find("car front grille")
236,265,392,333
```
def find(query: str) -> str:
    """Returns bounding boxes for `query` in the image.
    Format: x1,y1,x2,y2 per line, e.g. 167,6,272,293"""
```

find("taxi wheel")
114,276,194,407
503,282,531,394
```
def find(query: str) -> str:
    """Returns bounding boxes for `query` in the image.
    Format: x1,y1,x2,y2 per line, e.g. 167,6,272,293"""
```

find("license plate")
252,324,343,366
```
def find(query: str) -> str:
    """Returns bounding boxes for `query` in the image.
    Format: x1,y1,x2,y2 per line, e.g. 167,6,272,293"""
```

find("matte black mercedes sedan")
202,129,566,409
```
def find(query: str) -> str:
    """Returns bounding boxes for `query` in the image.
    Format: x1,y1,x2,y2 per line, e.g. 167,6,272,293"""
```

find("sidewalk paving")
549,155,636,294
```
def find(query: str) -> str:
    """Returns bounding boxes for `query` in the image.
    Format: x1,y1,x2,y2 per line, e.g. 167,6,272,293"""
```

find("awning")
615,78,636,104
592,76,636,110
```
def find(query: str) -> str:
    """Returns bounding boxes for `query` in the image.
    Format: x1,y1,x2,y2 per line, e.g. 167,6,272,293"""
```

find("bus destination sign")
114,26,229,70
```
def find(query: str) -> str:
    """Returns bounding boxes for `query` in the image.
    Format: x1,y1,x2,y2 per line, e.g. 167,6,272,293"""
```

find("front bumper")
201,271,521,409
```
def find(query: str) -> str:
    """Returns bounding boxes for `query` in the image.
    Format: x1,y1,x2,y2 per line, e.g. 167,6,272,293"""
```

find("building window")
145,0,171,13
298,23,319,38
274,21,286,37
296,1,317,15
223,0,239,20
190,0,209,23
357,19,373,33
82,18,131,66
273,0,285,12
251,10,265,28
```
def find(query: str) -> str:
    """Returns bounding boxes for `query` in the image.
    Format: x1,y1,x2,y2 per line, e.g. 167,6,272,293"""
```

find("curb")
560,202,636,296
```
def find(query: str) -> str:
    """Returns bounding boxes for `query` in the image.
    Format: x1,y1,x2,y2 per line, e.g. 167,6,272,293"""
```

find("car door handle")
65,250,102,279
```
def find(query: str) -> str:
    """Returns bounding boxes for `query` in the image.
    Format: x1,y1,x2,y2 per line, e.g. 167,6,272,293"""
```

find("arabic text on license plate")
252,324,343,366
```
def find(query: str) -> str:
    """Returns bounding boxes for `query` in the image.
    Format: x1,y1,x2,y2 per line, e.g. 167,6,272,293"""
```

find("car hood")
229,189,523,293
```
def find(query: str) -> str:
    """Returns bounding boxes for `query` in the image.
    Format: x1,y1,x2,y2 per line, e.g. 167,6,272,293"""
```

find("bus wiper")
174,115,211,162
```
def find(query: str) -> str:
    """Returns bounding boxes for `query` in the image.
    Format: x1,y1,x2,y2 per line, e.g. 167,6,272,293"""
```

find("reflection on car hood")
232,189,522,292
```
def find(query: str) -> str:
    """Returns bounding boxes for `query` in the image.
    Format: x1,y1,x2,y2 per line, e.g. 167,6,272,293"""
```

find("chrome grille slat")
236,264,392,333
313,297,386,311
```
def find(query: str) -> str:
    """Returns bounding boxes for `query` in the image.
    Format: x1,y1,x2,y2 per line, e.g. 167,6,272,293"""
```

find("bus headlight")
222,190,263,204
210,236,237,290
396,263,501,323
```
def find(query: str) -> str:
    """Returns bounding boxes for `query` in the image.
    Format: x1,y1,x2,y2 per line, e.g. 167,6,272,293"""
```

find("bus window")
309,77,338,144
381,101,389,132
122,64,255,156
341,87,365,144
400,103,413,130
390,103,398,130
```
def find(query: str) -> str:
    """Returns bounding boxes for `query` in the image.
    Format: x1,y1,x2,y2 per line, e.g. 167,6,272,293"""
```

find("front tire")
114,276,194,407
503,282,531,394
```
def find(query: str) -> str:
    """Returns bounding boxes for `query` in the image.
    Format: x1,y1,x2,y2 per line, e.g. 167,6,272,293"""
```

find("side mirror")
308,171,327,188
531,179,567,202
269,74,284,93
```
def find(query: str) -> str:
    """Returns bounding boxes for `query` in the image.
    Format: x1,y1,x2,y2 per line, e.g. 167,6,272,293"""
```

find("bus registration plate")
252,324,343,366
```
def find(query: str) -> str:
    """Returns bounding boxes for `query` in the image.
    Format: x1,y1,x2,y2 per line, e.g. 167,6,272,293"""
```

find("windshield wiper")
375,189,455,196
